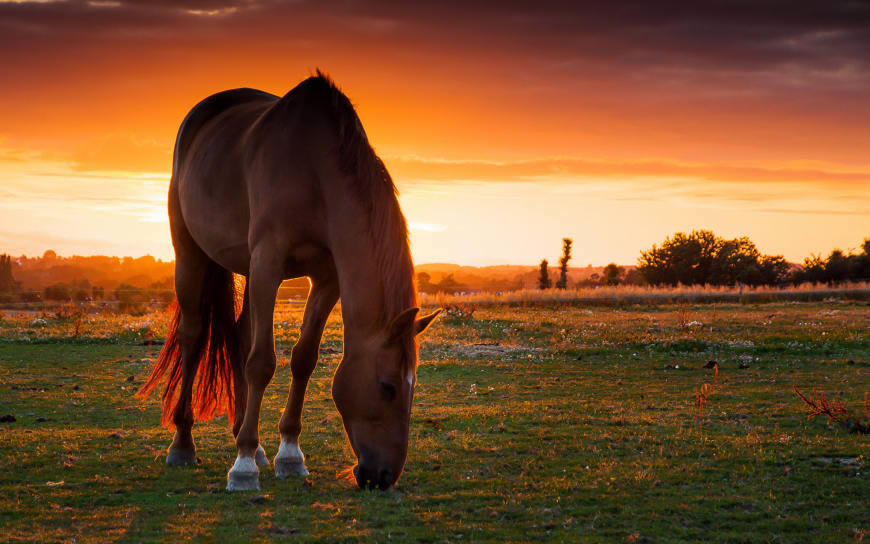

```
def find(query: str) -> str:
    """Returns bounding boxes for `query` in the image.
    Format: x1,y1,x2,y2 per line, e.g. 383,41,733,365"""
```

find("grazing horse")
138,72,441,491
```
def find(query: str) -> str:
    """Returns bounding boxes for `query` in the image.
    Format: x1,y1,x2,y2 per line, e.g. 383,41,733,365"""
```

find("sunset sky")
1,1,868,266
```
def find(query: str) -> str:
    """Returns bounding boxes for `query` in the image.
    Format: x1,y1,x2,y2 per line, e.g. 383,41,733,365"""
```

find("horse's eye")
379,380,397,402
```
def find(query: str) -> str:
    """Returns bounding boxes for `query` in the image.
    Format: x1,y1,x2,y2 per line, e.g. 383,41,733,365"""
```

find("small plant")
695,383,712,417
444,303,476,320
794,387,869,434
676,305,691,328
54,304,88,338
694,363,718,418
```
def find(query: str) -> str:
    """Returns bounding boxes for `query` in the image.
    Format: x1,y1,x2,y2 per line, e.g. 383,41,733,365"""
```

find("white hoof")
274,439,309,479
255,444,269,468
226,456,260,491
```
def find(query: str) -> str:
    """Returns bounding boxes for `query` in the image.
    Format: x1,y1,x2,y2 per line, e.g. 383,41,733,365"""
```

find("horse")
138,71,441,491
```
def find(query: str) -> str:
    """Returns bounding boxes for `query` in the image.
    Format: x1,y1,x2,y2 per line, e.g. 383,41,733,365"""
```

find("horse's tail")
138,261,240,426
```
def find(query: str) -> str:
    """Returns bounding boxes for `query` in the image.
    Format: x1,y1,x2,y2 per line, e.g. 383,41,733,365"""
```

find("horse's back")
172,78,348,277
172,88,279,274
173,88,278,179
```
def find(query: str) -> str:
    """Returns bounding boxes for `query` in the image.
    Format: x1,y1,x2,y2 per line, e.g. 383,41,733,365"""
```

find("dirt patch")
452,342,537,358
812,457,863,468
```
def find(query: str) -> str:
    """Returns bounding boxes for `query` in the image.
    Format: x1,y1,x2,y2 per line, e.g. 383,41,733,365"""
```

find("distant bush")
19,291,41,303
44,283,71,301
602,263,622,286
115,283,148,314
155,289,174,305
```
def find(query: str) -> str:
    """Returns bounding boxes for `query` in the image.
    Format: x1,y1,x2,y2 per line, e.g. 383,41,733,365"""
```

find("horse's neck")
337,260,385,335
327,200,412,337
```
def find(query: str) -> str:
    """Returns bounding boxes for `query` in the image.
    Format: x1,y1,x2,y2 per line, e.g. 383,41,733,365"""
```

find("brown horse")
138,71,440,491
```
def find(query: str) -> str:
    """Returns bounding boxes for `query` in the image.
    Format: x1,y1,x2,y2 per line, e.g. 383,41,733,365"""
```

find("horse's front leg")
226,249,282,491
275,276,339,478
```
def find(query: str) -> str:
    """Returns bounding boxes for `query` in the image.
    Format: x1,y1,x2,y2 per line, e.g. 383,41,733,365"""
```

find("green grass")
0,302,867,542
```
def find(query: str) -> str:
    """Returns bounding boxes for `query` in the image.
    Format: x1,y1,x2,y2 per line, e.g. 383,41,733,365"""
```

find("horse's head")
332,307,441,489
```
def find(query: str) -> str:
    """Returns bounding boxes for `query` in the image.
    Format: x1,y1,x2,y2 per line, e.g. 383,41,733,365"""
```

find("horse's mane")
309,71,418,342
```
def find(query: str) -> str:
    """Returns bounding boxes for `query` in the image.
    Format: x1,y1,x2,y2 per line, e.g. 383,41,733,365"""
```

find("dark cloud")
2,0,868,78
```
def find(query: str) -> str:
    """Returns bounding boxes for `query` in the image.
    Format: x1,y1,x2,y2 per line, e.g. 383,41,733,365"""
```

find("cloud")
757,208,870,216
0,144,44,162
69,133,171,173
0,136,171,174
386,155,870,187
1,0,868,93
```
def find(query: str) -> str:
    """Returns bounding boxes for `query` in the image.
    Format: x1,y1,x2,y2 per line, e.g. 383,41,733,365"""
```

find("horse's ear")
388,307,420,343
414,308,443,336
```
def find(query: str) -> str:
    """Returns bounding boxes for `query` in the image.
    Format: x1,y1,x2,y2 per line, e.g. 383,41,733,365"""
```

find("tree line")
637,230,869,286
3,231,868,303
537,231,870,288
0,251,175,312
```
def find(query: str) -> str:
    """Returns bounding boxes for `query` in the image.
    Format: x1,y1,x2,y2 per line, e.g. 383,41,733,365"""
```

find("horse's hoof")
275,459,309,479
166,447,198,466
255,444,269,468
226,456,260,491
274,439,308,478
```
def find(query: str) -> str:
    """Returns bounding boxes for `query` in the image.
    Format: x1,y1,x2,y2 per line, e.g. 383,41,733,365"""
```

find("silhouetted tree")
555,238,572,289
602,263,622,285
790,238,870,284
0,254,17,293
824,249,850,284
857,239,870,279
416,272,435,294
799,254,827,283
758,255,791,285
434,273,466,294
638,230,788,286
537,259,551,289
709,237,760,285
639,230,720,285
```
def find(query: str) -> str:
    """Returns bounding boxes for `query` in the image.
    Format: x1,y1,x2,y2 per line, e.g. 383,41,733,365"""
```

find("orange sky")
1,1,868,265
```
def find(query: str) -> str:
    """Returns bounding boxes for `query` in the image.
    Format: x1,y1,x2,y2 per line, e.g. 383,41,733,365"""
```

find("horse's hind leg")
166,251,209,466
230,284,269,468
275,274,339,478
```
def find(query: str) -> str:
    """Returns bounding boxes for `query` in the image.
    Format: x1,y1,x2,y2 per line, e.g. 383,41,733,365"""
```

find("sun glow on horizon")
1,150,868,266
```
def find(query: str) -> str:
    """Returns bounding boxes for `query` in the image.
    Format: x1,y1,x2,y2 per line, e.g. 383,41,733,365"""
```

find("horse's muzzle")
353,464,395,490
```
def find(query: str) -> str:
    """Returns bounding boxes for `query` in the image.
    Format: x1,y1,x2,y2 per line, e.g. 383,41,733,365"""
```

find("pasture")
0,300,867,542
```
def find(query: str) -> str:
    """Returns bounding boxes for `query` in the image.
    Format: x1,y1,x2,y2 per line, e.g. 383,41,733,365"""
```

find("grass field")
0,300,867,542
